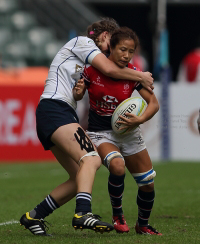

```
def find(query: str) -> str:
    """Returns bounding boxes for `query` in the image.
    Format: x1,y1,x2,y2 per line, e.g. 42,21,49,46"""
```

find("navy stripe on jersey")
71,37,78,52
51,56,76,99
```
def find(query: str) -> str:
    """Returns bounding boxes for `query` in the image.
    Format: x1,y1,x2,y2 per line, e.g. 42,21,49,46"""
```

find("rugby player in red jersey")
75,27,161,235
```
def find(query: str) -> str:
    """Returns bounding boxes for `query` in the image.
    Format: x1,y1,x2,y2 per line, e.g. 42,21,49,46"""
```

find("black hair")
110,27,139,51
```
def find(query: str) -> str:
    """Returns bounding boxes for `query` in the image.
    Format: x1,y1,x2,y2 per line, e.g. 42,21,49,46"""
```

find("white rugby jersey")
40,36,101,110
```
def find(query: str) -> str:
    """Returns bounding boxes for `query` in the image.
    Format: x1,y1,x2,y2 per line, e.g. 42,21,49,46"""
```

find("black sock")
29,195,60,219
75,192,92,215
137,189,155,226
108,173,125,216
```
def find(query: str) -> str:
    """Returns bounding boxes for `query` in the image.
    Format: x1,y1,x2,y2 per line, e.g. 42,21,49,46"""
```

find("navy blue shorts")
36,99,79,150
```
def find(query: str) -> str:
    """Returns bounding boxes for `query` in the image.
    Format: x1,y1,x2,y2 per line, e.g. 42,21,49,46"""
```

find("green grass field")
0,161,200,244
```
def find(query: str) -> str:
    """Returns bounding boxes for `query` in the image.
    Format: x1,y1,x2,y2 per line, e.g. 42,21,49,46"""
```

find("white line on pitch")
0,220,19,226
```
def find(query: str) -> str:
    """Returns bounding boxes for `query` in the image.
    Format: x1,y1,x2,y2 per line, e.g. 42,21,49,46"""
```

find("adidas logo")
29,224,45,235
83,217,98,226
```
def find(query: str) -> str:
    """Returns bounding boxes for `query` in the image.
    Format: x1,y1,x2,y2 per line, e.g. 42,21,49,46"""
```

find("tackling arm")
91,53,154,93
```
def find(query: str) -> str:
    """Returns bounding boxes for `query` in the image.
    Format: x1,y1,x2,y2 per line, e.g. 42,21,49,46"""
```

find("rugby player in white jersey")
20,18,154,236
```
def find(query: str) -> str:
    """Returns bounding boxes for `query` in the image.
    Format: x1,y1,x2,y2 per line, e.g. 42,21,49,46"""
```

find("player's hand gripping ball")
111,97,147,134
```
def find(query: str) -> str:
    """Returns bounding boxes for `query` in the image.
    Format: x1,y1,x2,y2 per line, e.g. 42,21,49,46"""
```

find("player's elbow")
151,95,159,114
155,102,160,113
149,99,159,114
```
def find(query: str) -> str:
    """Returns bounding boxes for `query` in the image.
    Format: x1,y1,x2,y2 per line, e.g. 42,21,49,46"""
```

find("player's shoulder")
65,36,96,48
83,63,95,77
83,63,101,82
128,63,141,71
77,36,96,46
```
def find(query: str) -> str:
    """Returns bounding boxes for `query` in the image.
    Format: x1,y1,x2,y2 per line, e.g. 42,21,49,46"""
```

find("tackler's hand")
74,78,85,95
73,78,86,101
140,72,154,94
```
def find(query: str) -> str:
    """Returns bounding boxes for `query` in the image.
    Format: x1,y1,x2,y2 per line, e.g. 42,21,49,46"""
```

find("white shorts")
87,127,146,157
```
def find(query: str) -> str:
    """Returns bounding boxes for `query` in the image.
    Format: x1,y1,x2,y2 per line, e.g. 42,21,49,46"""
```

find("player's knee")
109,158,125,176
132,168,156,187
78,151,101,169
139,182,154,192
103,151,125,171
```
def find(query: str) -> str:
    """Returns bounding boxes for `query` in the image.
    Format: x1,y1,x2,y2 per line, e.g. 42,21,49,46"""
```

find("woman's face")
110,39,135,68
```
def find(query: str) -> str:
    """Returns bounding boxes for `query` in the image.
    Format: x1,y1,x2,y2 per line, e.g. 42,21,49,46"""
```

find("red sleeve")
128,63,141,72
127,63,142,91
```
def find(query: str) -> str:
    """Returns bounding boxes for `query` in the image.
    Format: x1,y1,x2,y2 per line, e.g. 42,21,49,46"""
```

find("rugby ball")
111,97,147,134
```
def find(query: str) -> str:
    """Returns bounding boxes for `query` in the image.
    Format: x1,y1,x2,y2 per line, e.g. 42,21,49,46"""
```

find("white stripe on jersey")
40,36,101,110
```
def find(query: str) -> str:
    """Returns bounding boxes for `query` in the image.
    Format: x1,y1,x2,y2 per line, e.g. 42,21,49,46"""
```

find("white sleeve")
70,36,101,64
87,50,101,64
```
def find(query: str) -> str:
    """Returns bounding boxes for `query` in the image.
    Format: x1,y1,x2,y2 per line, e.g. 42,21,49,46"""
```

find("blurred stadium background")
0,0,199,162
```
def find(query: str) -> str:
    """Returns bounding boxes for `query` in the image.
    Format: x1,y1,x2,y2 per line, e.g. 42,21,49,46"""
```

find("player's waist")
40,93,77,111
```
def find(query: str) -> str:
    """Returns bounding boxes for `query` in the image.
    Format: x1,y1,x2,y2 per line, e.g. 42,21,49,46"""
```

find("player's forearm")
73,92,84,101
73,79,86,101
110,66,145,81
92,55,142,81
140,100,159,124
73,89,85,101
92,53,154,92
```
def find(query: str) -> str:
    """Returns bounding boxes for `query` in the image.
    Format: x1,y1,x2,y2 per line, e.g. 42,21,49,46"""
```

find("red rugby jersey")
83,63,143,131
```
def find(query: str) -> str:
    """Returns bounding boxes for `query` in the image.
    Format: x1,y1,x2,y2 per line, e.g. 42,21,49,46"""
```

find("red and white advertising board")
0,77,55,161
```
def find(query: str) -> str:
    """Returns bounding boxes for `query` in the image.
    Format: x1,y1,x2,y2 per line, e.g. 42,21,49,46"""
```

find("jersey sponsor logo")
92,75,104,87
75,64,83,73
124,83,129,90
96,95,118,111
123,82,130,94
72,64,84,82
95,101,117,110
102,95,118,103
